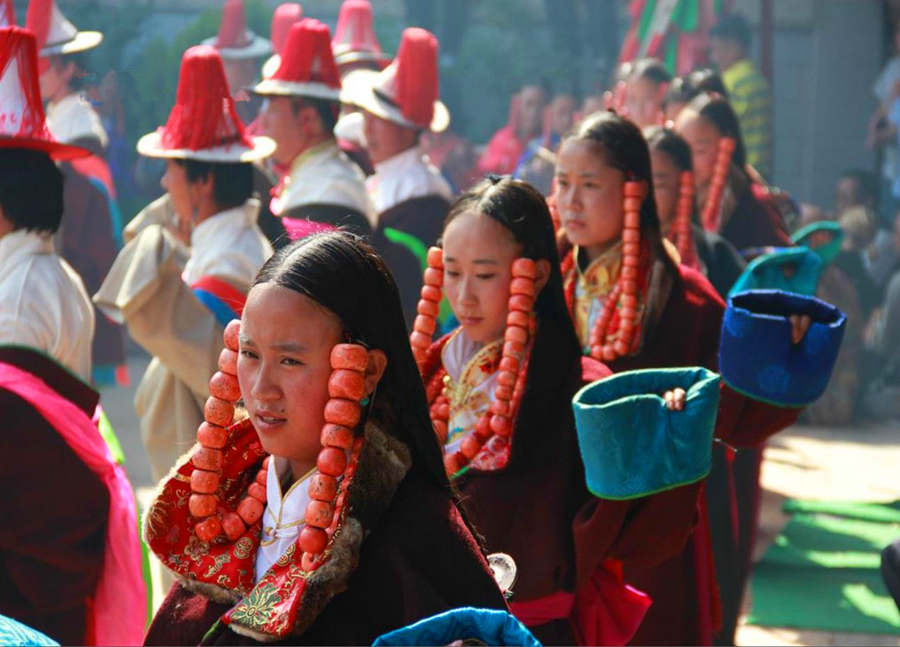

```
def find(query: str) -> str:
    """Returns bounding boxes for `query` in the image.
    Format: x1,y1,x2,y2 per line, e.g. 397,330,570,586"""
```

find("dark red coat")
0,346,108,645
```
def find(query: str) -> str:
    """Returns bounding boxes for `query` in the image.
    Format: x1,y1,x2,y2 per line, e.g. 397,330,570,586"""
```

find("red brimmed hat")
253,18,340,100
137,45,274,162
0,26,88,159
202,0,271,61
332,0,390,69
261,3,302,79
343,27,448,132
25,0,102,57
1,1,15,28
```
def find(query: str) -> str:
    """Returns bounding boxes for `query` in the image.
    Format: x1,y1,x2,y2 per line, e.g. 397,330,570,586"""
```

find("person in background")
254,19,373,241
624,58,671,128
867,21,900,227
709,13,773,181
514,89,577,194
345,27,453,327
478,82,547,176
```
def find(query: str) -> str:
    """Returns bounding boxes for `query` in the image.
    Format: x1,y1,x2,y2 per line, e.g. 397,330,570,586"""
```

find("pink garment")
0,362,146,646
281,216,337,241
509,590,574,627
572,559,652,646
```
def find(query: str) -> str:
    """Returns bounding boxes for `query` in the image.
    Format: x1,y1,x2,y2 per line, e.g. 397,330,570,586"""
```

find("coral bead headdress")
0,26,89,159
136,45,275,162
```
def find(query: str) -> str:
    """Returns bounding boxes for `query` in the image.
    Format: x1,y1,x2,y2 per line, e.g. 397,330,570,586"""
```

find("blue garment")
888,97,900,200
719,290,846,407
0,615,58,646
372,607,541,646
572,367,720,500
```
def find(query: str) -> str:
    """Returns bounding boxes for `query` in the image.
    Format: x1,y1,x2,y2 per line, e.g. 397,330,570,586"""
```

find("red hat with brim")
137,45,274,162
26,0,102,58
332,0,390,70
0,25,89,160
202,0,270,61
253,19,341,100
343,27,448,132
261,3,303,79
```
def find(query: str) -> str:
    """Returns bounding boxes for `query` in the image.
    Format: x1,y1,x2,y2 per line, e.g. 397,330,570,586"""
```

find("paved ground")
102,347,900,642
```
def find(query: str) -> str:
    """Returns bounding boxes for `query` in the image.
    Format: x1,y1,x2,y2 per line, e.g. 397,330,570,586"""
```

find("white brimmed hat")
137,45,274,163
252,19,341,101
201,0,271,61
26,0,102,57
342,27,448,133
331,0,390,70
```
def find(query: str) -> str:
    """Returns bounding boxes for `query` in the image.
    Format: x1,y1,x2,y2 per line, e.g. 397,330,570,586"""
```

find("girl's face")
238,282,343,476
555,138,626,255
443,211,523,344
674,109,719,187
650,148,681,230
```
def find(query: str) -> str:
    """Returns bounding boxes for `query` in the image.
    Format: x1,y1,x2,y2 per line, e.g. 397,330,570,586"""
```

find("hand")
789,314,812,344
663,388,686,411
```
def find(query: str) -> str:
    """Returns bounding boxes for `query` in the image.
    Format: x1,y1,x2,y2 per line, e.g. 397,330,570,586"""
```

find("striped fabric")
723,59,772,180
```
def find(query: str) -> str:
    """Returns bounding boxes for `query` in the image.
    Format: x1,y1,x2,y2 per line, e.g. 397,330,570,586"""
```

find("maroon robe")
719,171,792,253
0,346,109,645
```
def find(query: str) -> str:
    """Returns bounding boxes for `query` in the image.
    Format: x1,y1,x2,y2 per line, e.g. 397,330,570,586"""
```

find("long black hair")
562,111,677,272
442,176,582,467
252,231,449,490
645,125,693,172
686,92,748,169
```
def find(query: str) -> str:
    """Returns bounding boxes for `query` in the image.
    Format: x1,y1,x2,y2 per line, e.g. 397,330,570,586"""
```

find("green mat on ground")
747,499,900,634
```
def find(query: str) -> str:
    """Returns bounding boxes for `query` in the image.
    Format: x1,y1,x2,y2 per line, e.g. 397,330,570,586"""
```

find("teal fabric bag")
728,246,824,297
791,220,844,265
372,607,541,646
572,367,721,500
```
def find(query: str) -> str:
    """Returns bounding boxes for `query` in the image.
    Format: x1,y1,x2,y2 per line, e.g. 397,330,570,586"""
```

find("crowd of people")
0,1,894,646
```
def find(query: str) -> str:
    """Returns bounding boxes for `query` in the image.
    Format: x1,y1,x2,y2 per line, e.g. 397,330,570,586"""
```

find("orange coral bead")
622,266,638,279
299,526,329,554
237,496,264,524
623,254,640,268
503,340,524,357
191,469,220,494
509,277,536,297
189,494,217,518
256,468,267,485
602,345,618,362
614,340,630,356
499,356,519,373
623,197,642,212
324,398,361,427
321,424,354,450
309,474,338,501
621,279,639,294
410,331,432,349
624,211,641,229
511,258,537,278
330,344,368,371
427,246,444,268
217,348,238,375
317,446,348,476
444,452,464,476
417,299,440,317
432,418,448,444
209,371,241,402
421,285,442,301
223,319,241,351
193,447,223,471
301,551,323,571
719,137,736,152
195,516,222,542
508,294,534,312
197,422,228,449
490,399,510,416
328,370,366,400
504,325,528,345
204,397,234,427
506,310,530,328
423,267,443,287
497,370,516,387
591,345,605,359
474,416,492,440
622,228,640,244
623,182,644,198
621,294,637,308
305,500,334,528
436,401,450,419
620,305,637,319
247,482,267,502
414,314,436,336
460,434,483,459
490,414,512,436
221,512,246,541
495,384,514,401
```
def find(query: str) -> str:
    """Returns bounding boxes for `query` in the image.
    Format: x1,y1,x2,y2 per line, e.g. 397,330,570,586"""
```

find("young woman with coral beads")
646,126,746,298
416,177,699,646
555,111,816,645
142,231,506,645
675,93,792,254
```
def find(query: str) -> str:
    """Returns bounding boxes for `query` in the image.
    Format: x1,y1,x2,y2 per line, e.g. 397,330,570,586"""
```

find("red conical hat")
202,0,271,61
25,0,102,57
137,45,274,162
344,27,448,132
261,3,303,79
0,26,88,159
254,19,341,100
0,1,15,28
332,0,389,68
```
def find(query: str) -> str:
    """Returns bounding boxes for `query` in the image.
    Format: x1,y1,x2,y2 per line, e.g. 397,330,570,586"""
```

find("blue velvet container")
572,367,720,501
728,246,824,297
372,607,541,646
719,290,846,407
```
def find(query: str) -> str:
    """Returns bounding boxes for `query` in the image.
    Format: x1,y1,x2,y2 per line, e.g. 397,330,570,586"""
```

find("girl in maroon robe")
142,232,506,645
415,176,700,645
554,111,811,645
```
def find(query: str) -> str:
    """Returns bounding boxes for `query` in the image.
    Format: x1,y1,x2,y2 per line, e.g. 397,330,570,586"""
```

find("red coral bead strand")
411,247,444,369
674,170,699,269
298,343,369,570
700,137,736,232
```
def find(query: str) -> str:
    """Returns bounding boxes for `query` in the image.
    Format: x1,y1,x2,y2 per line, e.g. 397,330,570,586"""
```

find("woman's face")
650,148,681,230
674,108,719,187
238,282,343,473
555,138,626,254
442,211,523,344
